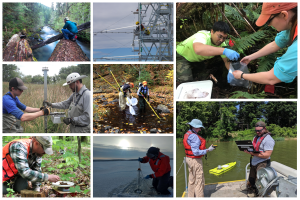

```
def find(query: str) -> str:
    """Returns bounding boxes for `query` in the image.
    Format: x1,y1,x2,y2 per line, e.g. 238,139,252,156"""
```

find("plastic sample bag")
227,62,251,88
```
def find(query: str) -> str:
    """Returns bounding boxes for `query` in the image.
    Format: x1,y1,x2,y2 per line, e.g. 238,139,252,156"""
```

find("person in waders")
233,3,297,84
3,136,60,195
138,147,172,196
119,82,134,111
183,119,215,197
244,121,275,196
137,81,149,114
44,73,91,133
3,78,50,133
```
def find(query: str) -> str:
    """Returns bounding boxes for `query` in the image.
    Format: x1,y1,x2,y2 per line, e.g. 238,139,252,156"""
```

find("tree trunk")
48,39,89,61
77,136,81,163
3,34,34,61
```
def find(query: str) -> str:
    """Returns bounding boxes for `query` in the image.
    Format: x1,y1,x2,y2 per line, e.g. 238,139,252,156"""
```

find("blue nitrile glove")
223,48,240,61
138,157,143,162
144,175,151,179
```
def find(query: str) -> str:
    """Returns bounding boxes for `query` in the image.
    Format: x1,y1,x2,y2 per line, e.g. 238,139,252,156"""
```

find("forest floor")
3,140,90,198
93,86,173,133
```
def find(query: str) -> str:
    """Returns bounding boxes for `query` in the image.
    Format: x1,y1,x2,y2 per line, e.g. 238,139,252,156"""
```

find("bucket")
176,80,213,100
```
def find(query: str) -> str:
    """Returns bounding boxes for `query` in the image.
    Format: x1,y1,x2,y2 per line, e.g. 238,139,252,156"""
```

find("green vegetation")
2,65,90,133
2,136,90,197
176,102,297,140
176,3,296,98
3,3,90,48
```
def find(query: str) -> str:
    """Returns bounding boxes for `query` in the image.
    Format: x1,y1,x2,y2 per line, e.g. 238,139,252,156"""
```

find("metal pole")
42,67,49,133
184,157,188,194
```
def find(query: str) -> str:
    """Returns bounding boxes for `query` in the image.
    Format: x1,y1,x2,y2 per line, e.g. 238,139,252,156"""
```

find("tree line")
3,64,90,84
176,102,297,139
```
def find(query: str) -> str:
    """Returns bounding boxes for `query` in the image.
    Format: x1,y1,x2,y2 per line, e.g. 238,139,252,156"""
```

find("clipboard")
235,140,260,153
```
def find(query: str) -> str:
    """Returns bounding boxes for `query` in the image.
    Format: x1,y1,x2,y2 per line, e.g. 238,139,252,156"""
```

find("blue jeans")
61,29,75,40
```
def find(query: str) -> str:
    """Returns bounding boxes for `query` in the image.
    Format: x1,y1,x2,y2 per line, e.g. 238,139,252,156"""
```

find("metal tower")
132,3,173,61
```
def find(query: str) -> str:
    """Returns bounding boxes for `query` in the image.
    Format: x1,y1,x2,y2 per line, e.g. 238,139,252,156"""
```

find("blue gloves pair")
223,48,240,61
144,175,151,179
138,157,143,162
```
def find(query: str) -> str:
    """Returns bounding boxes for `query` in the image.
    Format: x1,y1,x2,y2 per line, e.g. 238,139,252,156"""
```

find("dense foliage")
3,64,90,85
3,2,90,47
176,3,296,98
176,101,297,140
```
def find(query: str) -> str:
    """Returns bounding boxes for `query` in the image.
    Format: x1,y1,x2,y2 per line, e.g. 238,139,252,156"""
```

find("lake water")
93,160,174,197
176,139,297,197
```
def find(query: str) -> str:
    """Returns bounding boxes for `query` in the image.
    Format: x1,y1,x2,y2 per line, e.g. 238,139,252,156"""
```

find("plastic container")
176,80,213,100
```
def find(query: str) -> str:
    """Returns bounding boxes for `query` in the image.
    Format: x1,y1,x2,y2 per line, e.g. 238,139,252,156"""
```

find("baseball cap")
255,121,266,128
9,78,28,90
256,3,298,26
35,136,53,155
64,17,70,21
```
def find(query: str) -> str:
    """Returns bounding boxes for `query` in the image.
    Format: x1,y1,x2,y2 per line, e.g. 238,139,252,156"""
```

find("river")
176,139,297,197
32,26,90,61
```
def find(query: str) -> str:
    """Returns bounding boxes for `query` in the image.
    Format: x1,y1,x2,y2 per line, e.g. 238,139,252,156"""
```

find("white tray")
52,181,74,188
176,80,213,100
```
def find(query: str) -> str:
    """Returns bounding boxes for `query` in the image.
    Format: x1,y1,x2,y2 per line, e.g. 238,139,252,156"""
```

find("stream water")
94,98,173,133
176,139,297,197
32,26,90,61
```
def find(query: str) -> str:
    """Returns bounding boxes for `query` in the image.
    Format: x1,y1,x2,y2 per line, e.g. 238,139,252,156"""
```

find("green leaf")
83,189,90,194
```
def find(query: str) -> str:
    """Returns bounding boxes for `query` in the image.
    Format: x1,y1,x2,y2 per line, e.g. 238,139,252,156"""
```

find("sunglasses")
255,128,264,133
266,13,281,25
146,153,157,159
217,34,227,41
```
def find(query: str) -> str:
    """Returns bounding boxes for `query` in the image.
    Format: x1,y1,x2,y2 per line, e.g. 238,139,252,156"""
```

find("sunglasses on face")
255,128,264,133
146,153,156,159
217,34,227,41
266,13,281,25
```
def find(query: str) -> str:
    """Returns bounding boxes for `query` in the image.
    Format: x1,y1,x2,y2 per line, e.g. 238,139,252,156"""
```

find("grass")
3,78,90,133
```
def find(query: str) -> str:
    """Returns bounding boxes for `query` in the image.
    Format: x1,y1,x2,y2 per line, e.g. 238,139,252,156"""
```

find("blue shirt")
186,130,207,156
3,92,26,119
273,30,297,83
63,20,78,34
137,86,149,96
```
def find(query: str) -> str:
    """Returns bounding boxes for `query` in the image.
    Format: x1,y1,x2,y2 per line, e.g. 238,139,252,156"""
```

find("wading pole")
110,70,130,105
93,71,117,90
42,67,49,133
139,91,160,120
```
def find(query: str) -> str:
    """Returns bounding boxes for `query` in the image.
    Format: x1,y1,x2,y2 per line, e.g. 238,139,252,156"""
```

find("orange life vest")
292,24,297,42
252,133,270,152
3,139,31,182
183,130,206,158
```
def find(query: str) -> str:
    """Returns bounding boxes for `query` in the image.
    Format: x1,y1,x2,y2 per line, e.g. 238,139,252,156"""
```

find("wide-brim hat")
187,119,205,129
256,3,298,26
63,72,87,86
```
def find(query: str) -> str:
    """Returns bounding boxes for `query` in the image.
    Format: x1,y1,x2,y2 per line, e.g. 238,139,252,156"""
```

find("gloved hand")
144,175,151,179
40,106,44,110
42,107,50,115
43,100,52,107
207,144,215,152
138,157,143,162
223,48,240,61
63,118,74,125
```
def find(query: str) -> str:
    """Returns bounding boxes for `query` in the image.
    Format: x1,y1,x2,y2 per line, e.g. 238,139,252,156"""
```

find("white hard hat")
63,72,87,86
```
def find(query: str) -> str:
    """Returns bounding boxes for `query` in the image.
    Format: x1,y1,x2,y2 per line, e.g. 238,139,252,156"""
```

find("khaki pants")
186,157,205,197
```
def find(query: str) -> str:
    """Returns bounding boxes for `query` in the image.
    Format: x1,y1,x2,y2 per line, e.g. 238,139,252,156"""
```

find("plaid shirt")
9,141,48,190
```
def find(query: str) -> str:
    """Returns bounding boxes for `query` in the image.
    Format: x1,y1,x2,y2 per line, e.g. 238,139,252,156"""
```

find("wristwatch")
241,73,245,80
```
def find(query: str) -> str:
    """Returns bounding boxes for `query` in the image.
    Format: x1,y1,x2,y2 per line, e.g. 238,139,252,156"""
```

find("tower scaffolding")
132,3,173,61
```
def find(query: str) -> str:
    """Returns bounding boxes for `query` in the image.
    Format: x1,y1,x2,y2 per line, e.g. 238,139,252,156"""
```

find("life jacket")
3,139,31,182
292,24,298,43
142,152,171,178
139,86,148,96
183,130,206,158
252,133,270,152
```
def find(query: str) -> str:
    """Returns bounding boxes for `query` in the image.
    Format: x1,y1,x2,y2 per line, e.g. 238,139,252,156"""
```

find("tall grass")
3,78,90,133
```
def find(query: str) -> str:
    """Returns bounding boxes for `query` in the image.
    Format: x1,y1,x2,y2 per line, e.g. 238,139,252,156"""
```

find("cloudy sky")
93,3,138,51
12,63,79,76
93,136,173,160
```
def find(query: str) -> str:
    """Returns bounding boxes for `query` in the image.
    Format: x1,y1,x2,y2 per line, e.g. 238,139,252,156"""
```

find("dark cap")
255,121,266,127
146,147,160,158
9,78,28,90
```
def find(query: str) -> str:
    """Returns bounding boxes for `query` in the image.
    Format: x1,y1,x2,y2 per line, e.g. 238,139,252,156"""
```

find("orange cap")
256,3,298,27
130,82,134,87
142,81,147,86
